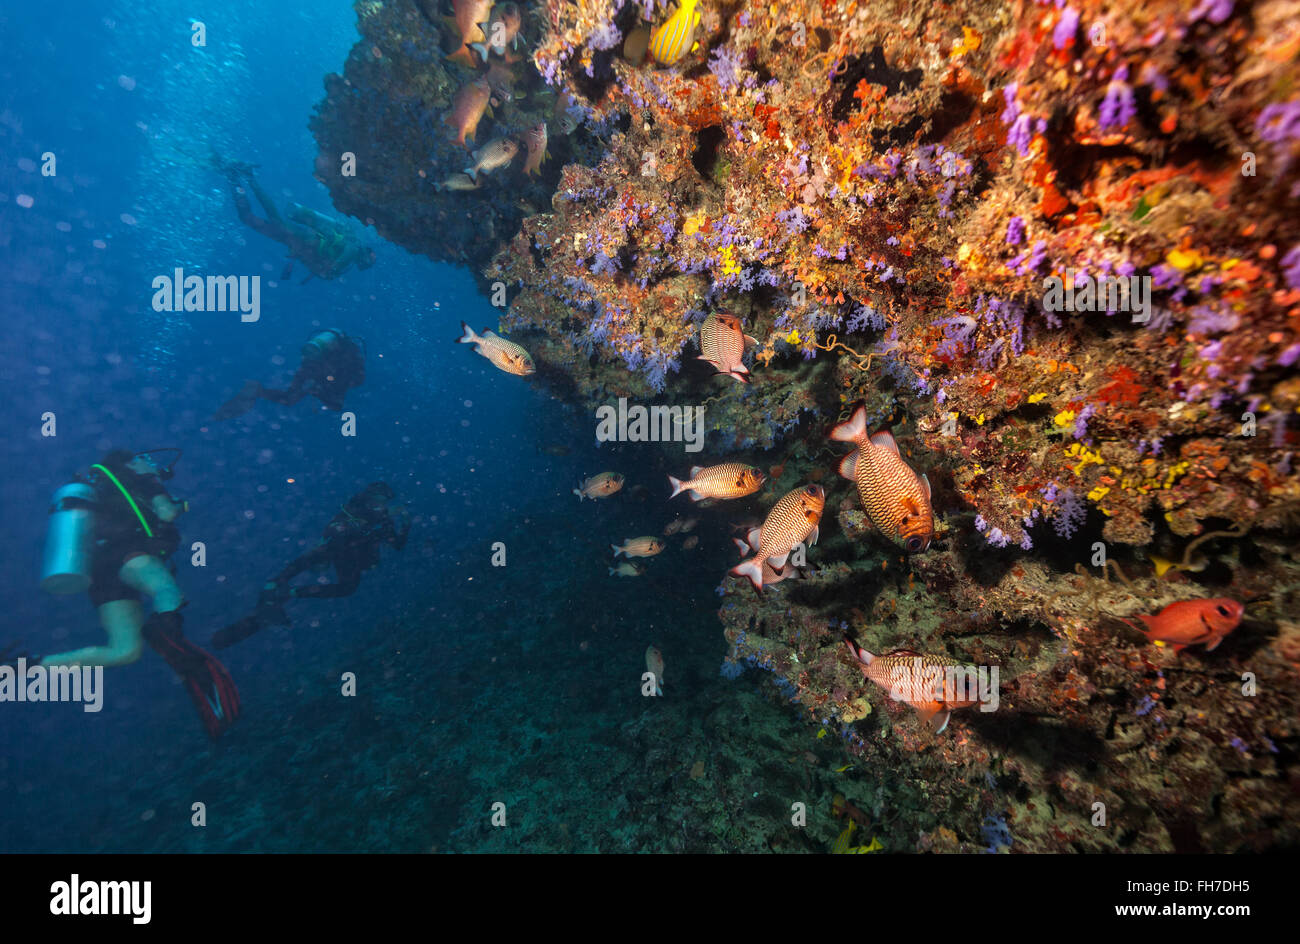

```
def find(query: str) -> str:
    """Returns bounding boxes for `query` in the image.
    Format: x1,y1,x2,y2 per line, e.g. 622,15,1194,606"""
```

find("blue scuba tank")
40,482,98,594
302,328,345,359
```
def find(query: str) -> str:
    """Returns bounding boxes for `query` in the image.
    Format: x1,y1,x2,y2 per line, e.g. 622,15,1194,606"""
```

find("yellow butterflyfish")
649,0,702,66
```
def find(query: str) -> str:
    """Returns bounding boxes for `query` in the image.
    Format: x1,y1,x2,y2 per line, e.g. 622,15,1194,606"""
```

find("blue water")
0,1,749,854
0,1,603,858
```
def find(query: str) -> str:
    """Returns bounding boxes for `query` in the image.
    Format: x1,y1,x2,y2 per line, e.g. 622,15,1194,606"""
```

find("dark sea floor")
59,502,874,853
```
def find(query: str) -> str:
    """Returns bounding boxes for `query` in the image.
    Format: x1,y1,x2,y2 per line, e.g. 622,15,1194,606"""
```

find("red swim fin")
144,612,241,739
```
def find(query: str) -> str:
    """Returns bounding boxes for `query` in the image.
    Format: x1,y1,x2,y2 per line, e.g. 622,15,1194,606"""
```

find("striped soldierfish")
668,462,765,501
455,321,535,375
732,528,806,586
698,312,759,383
444,76,493,146
844,638,981,734
574,472,624,500
649,0,702,66
729,485,824,590
612,536,664,558
831,406,933,552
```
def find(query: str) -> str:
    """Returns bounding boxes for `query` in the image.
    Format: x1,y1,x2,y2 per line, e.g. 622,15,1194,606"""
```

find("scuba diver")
214,327,366,420
32,449,240,739
212,482,411,650
216,155,376,282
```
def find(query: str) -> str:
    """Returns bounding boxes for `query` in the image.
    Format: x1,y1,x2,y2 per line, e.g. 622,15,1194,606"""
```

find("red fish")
522,122,549,176
1119,598,1244,652
444,77,493,146
444,0,493,67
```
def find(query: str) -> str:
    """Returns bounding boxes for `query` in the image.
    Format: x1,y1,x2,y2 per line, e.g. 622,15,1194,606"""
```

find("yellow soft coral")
719,244,742,276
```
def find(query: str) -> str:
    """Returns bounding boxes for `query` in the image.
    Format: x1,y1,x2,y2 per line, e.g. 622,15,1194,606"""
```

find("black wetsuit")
82,460,180,607
212,491,409,649
214,333,365,419
260,338,366,413
273,502,408,598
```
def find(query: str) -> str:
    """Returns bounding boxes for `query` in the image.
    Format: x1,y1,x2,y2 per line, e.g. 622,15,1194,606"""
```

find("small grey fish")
463,137,519,181
437,172,479,192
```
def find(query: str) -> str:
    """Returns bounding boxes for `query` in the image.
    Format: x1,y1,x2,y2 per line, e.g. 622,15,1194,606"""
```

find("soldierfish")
574,472,624,500
609,561,645,577
681,535,699,550
649,0,701,66
729,485,824,590
470,2,523,62
444,0,493,66
732,528,805,586
445,77,493,146
484,60,517,103
612,536,665,558
522,123,549,176
698,312,759,383
645,646,665,695
1119,598,1245,652
669,462,765,501
831,406,933,552
436,172,479,192
844,638,982,734
455,321,535,375
553,90,579,135
464,137,518,181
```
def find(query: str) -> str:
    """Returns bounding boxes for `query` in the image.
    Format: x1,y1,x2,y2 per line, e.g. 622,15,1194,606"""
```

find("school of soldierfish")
436,1,553,193
457,295,1248,729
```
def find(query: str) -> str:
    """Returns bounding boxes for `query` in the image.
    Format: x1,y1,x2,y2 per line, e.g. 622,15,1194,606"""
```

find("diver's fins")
143,612,241,739
213,379,262,421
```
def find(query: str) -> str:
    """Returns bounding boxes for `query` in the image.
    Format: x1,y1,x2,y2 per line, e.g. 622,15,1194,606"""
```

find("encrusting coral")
312,0,1300,851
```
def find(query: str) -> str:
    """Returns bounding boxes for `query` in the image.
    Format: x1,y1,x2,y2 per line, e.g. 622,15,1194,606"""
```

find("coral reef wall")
314,0,1300,851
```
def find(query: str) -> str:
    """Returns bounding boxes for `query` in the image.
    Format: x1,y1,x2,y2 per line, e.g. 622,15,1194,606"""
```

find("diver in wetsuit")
31,450,240,739
220,158,376,282
214,328,366,420
212,483,411,649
